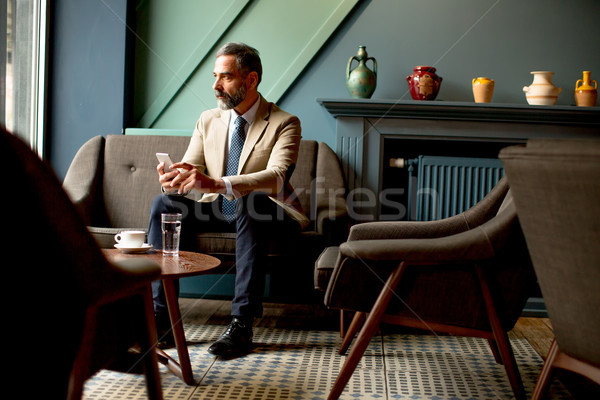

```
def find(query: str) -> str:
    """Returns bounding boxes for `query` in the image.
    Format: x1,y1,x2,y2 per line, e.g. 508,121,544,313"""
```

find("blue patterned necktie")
221,116,247,222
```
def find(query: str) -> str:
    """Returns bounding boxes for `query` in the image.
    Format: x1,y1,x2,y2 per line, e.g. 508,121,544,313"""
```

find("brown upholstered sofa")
63,134,349,301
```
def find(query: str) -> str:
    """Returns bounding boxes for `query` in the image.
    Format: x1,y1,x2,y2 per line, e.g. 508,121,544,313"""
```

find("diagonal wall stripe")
137,0,251,128
134,0,360,129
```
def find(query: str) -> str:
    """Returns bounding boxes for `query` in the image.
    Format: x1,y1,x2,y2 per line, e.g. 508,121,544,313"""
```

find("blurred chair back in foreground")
500,139,600,399
2,128,163,400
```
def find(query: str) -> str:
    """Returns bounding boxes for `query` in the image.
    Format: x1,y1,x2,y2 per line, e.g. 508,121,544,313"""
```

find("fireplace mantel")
318,98,600,217
318,98,600,126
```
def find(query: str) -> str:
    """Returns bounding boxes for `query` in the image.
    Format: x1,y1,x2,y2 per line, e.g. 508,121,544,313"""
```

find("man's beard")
215,84,247,110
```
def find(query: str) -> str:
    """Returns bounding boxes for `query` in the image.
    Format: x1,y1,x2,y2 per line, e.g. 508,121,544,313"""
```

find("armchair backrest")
500,138,600,366
463,176,509,227
346,177,509,242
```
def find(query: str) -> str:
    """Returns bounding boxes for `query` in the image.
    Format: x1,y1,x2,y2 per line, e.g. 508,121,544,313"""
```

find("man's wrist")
215,176,233,195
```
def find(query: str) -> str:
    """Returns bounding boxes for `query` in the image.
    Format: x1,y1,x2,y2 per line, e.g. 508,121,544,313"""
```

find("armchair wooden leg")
531,339,558,400
67,375,84,400
68,310,97,400
476,265,526,400
140,287,164,400
339,312,366,355
328,262,407,400
487,338,503,364
532,339,600,400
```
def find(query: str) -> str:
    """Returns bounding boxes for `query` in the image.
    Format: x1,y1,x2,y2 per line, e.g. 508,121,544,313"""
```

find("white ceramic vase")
523,71,561,105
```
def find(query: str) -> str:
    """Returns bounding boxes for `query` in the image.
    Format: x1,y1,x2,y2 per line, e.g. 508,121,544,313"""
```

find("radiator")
406,155,505,221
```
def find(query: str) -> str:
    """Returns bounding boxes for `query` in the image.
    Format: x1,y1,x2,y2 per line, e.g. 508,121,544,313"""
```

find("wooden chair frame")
67,286,163,400
531,339,600,400
328,260,526,400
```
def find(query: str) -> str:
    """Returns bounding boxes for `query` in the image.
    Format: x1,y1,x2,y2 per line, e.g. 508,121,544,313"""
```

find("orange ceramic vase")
575,71,597,107
472,77,495,103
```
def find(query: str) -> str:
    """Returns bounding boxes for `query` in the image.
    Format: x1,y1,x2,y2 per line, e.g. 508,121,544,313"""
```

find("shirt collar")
231,96,260,126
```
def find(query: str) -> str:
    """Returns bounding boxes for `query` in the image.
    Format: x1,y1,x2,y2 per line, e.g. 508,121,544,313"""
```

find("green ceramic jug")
346,46,377,99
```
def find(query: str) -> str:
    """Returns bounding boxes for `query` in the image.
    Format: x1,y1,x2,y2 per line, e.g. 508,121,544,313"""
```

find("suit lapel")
239,96,270,173
214,109,230,176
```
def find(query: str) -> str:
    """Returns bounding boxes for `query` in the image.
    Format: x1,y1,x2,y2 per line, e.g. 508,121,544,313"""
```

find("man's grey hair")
216,42,262,86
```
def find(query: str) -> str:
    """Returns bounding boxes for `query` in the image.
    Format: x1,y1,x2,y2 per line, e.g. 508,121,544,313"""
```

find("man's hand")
169,162,227,195
157,161,184,194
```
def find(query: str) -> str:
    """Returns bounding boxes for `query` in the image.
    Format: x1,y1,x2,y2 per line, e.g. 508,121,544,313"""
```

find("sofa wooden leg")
328,262,407,400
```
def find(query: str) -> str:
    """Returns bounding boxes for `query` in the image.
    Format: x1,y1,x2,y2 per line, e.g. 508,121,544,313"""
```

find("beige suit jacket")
181,95,308,228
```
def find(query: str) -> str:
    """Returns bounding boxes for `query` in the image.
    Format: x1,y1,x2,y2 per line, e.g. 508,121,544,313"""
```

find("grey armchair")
315,177,537,400
500,139,600,399
3,129,163,400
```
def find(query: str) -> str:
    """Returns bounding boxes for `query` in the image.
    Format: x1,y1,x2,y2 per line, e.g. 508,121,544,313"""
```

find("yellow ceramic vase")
575,71,597,107
472,77,494,103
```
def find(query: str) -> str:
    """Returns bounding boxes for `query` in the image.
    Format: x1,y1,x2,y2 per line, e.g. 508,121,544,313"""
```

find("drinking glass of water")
161,213,182,256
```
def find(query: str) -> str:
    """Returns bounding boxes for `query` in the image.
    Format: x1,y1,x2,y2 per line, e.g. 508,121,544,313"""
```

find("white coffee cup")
114,230,146,248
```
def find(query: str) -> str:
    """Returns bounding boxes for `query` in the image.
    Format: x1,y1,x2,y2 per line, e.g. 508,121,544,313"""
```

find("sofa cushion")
102,135,190,229
196,230,323,257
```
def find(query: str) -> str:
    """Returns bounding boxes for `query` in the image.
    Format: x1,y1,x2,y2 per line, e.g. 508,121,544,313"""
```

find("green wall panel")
134,0,250,128
133,0,360,129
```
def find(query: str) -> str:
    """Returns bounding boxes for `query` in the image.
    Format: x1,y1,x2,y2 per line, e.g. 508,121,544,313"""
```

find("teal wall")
133,0,360,130
48,0,131,179
279,0,600,149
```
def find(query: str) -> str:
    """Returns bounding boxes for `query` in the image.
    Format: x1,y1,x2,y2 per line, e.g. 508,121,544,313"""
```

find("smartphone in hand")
156,152,174,172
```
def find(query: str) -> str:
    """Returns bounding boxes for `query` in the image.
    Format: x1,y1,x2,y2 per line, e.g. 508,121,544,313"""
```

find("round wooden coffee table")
104,249,221,385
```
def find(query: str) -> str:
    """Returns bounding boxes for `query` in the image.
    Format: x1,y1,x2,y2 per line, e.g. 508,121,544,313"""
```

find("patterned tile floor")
83,324,572,400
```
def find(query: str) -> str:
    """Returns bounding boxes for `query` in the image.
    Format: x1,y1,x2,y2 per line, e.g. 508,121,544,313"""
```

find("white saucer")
114,243,153,254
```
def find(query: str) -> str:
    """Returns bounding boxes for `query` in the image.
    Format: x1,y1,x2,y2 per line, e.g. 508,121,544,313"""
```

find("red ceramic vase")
406,66,442,100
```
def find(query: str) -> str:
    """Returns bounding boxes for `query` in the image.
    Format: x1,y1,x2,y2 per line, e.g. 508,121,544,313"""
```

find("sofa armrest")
314,142,349,244
63,135,105,226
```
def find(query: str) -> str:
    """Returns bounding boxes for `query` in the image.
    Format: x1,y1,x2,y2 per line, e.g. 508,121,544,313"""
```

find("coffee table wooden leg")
162,278,194,385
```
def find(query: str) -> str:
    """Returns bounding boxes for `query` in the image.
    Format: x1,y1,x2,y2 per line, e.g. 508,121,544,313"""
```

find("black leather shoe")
207,317,253,357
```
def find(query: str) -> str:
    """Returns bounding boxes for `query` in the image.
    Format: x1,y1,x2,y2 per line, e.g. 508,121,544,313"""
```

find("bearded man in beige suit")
147,42,307,357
